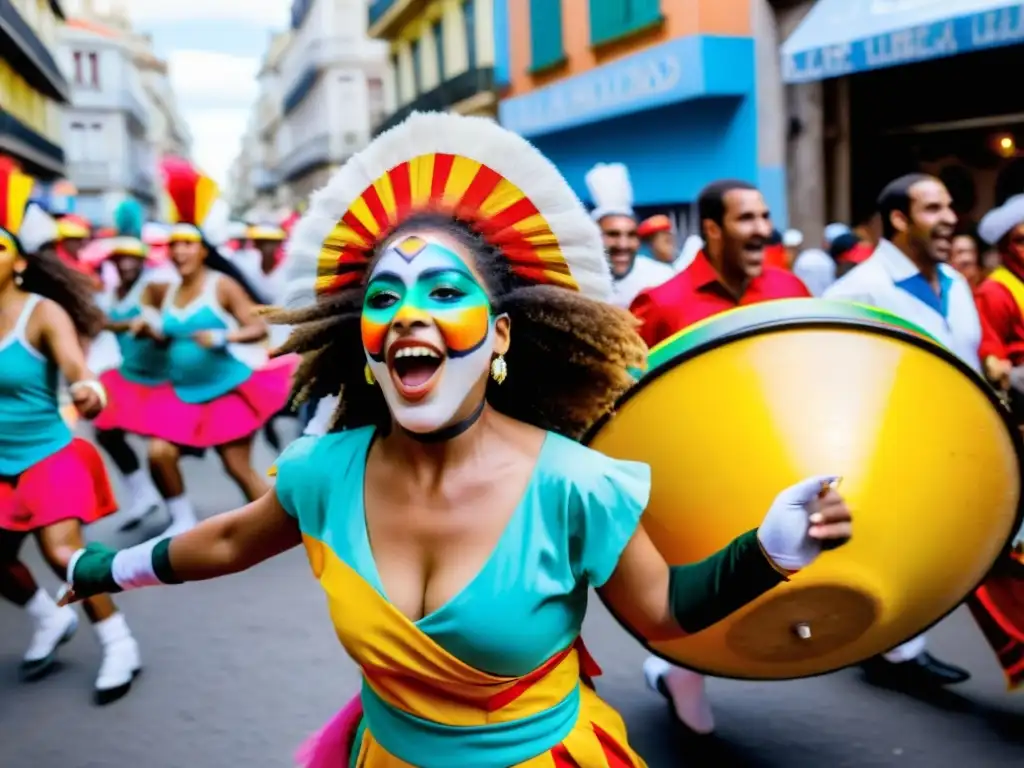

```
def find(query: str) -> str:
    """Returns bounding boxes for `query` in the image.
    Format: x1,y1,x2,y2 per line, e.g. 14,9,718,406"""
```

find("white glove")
757,475,840,571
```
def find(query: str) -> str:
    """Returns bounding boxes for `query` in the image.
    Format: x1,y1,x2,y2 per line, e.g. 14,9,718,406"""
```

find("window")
68,121,86,161
589,0,662,47
432,20,445,82
88,52,99,88
529,0,564,71
463,0,476,70
73,51,83,85
367,76,385,127
411,38,423,95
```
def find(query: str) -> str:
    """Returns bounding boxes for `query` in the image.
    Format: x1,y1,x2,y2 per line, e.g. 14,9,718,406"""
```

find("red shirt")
629,251,812,348
974,270,1024,365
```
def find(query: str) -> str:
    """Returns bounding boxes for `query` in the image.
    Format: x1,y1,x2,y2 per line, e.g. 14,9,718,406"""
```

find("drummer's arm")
599,526,788,642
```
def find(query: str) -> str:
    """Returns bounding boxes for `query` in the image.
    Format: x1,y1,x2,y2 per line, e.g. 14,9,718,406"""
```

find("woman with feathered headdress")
0,167,142,704
62,113,852,765
117,158,294,536
89,198,174,531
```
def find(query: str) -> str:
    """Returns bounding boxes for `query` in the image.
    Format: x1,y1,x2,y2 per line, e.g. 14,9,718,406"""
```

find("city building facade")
275,0,388,201
781,0,1024,241
0,0,70,179
55,16,157,223
499,0,773,237
367,0,511,133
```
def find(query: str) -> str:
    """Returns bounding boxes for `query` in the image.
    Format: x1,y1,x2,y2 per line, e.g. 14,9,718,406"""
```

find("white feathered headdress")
585,162,635,223
281,111,611,310
978,194,1024,246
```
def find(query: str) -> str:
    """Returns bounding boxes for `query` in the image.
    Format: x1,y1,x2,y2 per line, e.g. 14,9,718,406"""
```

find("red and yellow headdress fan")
159,157,264,303
282,111,613,309
0,166,58,257
277,111,643,440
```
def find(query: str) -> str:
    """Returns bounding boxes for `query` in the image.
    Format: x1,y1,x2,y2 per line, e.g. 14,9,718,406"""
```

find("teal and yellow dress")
274,426,651,768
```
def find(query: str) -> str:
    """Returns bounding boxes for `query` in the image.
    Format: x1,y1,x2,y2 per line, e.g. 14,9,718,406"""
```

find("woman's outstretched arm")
60,490,301,603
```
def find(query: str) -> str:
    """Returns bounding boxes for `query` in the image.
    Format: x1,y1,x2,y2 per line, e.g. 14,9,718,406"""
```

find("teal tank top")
108,277,169,385
161,273,258,404
0,295,73,475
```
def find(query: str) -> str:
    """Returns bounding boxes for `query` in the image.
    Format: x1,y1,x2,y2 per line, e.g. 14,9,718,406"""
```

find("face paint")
362,234,497,434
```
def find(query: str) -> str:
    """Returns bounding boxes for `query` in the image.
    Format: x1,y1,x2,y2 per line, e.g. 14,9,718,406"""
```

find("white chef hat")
783,228,804,248
978,194,1024,246
585,163,635,223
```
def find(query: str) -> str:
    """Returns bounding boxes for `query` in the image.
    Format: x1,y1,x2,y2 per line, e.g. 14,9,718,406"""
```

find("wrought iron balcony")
374,66,495,136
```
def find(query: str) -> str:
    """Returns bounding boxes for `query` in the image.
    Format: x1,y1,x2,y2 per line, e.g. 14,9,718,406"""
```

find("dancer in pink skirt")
126,159,296,536
92,200,172,530
0,170,141,703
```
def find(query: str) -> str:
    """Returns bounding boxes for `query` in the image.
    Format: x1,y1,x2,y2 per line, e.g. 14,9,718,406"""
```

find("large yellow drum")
586,299,1024,680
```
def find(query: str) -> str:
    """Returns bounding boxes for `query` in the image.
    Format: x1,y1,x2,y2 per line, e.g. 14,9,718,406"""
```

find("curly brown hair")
266,213,647,439
20,244,105,337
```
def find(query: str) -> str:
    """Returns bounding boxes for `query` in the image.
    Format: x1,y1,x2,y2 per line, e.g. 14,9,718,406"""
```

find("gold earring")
364,364,375,385
490,354,507,385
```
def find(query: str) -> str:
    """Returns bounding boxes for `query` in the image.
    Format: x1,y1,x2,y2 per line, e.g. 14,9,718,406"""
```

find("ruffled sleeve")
568,452,652,588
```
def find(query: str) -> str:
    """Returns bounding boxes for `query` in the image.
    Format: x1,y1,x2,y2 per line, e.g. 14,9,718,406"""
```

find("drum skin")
586,299,1024,680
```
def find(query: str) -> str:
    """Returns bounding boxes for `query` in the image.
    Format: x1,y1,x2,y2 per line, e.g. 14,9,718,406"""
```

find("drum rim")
584,309,1024,680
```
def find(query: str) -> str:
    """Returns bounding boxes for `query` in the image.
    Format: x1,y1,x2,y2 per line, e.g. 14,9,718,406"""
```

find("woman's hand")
193,330,228,349
69,380,105,419
757,476,852,573
129,318,153,338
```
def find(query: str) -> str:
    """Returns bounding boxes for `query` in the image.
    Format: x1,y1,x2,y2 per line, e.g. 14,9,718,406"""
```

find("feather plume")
281,111,611,311
19,203,59,254
113,198,144,238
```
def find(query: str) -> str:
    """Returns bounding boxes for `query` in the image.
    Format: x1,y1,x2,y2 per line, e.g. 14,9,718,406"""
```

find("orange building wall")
508,0,752,97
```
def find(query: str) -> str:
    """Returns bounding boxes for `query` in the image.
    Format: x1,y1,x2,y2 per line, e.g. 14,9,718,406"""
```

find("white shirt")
793,249,836,297
823,240,982,372
610,256,675,309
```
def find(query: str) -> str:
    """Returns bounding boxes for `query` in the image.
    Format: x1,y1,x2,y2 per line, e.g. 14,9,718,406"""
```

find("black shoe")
861,651,971,689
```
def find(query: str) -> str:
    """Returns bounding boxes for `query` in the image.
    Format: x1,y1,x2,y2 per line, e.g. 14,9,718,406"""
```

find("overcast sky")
128,0,291,188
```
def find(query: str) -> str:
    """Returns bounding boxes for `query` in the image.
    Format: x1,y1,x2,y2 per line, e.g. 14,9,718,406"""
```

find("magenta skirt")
134,355,300,448
0,438,118,532
93,369,164,434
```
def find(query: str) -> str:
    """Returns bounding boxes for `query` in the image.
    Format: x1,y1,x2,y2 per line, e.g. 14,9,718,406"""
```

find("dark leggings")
95,429,140,476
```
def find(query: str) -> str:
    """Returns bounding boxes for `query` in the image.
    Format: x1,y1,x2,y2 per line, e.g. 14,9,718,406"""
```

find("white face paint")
361,235,497,435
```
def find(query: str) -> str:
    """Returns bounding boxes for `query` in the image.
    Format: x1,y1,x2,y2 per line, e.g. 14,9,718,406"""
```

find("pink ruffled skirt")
136,355,299,448
296,695,363,768
0,438,118,532
93,369,163,434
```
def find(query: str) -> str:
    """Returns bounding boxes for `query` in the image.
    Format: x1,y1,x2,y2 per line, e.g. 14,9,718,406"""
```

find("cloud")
127,0,290,27
183,109,252,188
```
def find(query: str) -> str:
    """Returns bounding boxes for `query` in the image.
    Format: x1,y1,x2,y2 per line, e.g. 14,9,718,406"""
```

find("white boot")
153,494,197,540
21,589,78,680
118,470,164,530
643,656,716,734
93,612,141,704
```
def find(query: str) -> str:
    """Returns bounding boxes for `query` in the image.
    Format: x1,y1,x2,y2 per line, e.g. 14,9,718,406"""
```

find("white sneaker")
93,614,141,705
21,606,78,680
157,514,197,540
642,656,715,734
118,485,164,531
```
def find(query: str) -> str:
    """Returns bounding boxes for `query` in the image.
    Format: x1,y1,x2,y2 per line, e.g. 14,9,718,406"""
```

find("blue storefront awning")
782,0,1024,84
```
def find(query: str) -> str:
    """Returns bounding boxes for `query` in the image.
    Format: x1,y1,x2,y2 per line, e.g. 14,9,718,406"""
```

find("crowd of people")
0,111,1019,767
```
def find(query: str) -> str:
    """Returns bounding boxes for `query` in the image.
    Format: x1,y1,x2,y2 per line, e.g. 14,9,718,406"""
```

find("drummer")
630,178,811,734
584,163,674,308
824,173,976,689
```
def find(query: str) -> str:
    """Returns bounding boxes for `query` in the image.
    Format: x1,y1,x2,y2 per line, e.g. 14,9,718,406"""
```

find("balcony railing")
0,0,70,103
251,167,278,194
275,131,364,184
120,88,150,133
374,66,495,136
0,107,64,178
279,35,365,112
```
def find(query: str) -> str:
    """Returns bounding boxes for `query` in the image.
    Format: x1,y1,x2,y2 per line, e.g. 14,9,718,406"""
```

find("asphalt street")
1,427,1022,768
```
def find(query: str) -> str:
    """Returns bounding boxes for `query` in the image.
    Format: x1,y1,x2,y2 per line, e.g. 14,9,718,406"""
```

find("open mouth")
388,342,444,401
